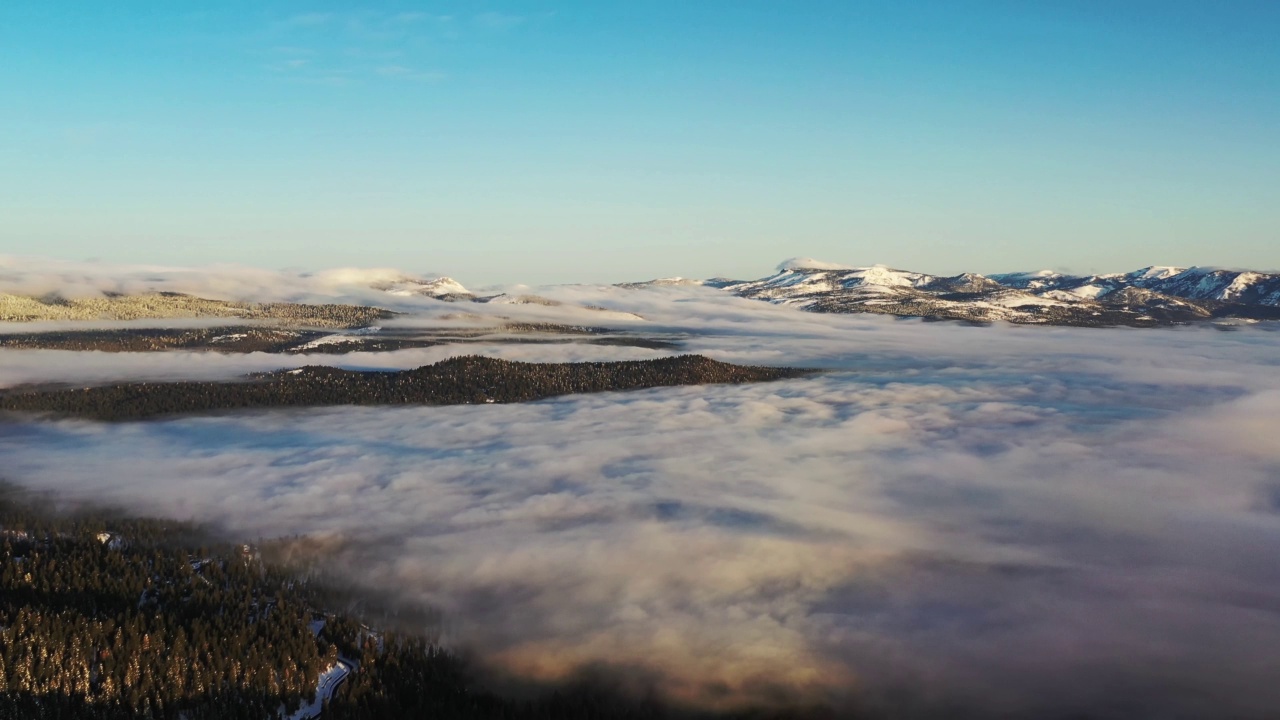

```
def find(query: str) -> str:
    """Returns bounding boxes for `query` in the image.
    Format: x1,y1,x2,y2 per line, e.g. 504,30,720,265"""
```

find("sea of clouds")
2,262,1279,718
0,254,441,305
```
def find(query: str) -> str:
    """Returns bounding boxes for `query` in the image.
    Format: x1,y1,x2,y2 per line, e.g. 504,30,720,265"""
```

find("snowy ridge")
722,264,936,302
372,276,473,299
699,260,1280,326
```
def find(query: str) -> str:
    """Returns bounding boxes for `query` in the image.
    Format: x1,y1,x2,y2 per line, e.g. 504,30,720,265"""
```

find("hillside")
0,293,392,328
0,487,830,720
0,355,812,421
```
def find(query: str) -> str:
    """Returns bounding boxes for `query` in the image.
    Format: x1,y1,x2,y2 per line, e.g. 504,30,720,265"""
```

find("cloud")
375,65,447,82
285,12,332,27
257,10,461,85
777,257,857,271
2,268,1280,716
392,12,452,25
1171,390,1280,462
474,11,525,31
0,344,669,389
0,256,449,305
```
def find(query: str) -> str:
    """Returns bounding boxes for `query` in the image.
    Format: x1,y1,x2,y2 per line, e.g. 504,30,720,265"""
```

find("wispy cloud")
392,11,453,25
263,57,311,73
375,65,446,82
255,9,470,86
269,45,314,57
473,11,525,31
285,12,332,27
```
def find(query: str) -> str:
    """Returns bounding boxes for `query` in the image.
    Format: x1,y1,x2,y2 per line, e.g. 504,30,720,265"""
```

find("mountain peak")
1127,266,1186,281
373,276,472,298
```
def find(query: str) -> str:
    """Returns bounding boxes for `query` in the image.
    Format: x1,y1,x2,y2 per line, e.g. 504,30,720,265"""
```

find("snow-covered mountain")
988,265,1280,304
4,255,1273,329
369,275,473,300
662,259,1280,327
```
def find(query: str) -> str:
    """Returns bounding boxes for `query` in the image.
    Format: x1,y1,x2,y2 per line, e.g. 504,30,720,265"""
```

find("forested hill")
0,496,332,720
0,355,814,421
0,487,839,720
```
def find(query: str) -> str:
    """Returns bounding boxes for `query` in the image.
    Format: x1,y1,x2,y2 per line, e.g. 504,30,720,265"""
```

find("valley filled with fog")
2,276,1278,718
7,1,1278,715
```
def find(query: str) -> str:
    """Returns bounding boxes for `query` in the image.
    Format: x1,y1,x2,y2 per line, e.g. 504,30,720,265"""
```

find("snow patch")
1128,266,1186,281
1223,272,1262,301
282,660,352,720
989,270,1068,289
985,292,1065,308
381,277,471,298
293,326,382,350
846,265,933,288
1063,285,1109,300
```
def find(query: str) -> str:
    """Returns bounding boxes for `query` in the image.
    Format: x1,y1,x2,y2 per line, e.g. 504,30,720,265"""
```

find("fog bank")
2,285,1279,718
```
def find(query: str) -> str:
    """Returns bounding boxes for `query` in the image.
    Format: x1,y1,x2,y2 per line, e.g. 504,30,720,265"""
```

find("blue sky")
2,1,1277,284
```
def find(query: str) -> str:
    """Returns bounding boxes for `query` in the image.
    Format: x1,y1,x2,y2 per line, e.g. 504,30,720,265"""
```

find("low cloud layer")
1,279,1279,717
0,255,485,312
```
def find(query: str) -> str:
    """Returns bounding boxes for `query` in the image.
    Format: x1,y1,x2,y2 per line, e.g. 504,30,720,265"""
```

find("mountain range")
4,258,1278,329
632,259,1280,327
351,259,1280,327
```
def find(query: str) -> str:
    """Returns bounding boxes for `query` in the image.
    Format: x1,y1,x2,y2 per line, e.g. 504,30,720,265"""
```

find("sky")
2,1,1277,284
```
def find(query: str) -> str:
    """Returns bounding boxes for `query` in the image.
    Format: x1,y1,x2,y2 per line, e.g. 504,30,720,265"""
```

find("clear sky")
2,1,1277,285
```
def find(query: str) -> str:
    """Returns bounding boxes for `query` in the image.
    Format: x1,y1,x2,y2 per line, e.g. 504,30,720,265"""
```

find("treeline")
0,292,393,327
0,324,672,354
0,495,330,719
808,292,1280,327
0,326,324,353
0,488,840,720
0,355,813,421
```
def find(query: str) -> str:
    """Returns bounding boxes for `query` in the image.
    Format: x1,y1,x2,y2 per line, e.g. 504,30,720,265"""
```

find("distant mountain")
644,259,1280,327
5,258,1276,330
370,275,474,300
